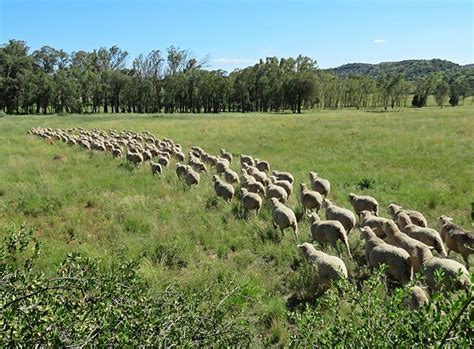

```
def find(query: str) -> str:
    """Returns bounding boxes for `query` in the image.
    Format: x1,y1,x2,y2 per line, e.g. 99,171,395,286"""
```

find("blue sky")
0,0,472,70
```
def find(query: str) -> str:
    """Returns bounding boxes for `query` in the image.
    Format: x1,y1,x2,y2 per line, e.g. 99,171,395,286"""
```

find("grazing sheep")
272,170,294,184
360,226,412,284
322,199,356,235
397,212,447,258
173,151,185,162
300,183,322,213
309,172,331,198
415,245,471,293
387,203,428,228
240,188,262,214
212,175,234,203
255,158,270,173
216,158,230,174
438,215,474,268
270,176,292,197
150,161,163,176
190,159,207,173
270,197,298,237
240,154,254,168
224,169,240,185
298,243,348,292
405,286,429,310
176,163,187,178
246,181,266,196
383,221,431,273
247,167,267,184
266,183,288,203
348,193,379,216
220,149,233,163
360,210,391,238
308,213,351,258
142,150,153,162
185,167,200,187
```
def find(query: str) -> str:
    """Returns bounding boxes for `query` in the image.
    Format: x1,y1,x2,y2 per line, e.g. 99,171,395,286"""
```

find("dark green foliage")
357,177,376,190
288,269,473,347
0,224,252,346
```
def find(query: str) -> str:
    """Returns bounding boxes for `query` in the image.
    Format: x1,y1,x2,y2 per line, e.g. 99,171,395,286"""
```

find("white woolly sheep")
126,151,144,167
300,183,322,213
255,158,270,173
348,193,379,216
309,172,331,198
266,183,288,203
415,245,471,292
220,149,233,163
240,154,254,168
387,203,428,228
360,226,412,284
270,176,293,197
240,188,262,214
224,169,240,185
322,199,356,235
397,212,447,258
298,243,348,292
383,221,432,273
405,286,429,310
150,161,163,176
360,210,391,238
308,213,351,258
272,170,294,184
158,156,170,167
438,215,474,268
185,167,200,187
270,197,298,237
112,148,122,158
176,163,187,178
216,158,230,174
212,175,234,203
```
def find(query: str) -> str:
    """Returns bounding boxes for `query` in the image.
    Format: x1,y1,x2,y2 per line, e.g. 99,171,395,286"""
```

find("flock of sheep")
29,126,473,309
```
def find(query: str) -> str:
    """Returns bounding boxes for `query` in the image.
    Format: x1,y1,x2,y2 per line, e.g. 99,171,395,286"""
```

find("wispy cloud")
373,39,386,44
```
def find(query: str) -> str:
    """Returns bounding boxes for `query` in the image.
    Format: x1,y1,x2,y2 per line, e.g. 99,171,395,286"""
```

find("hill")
328,59,473,81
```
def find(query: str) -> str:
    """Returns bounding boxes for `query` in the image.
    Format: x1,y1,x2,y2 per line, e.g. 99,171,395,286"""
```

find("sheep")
220,149,233,163
415,245,471,293
150,161,163,176
176,163,187,178
126,151,143,167
112,148,122,158
359,210,391,238
300,183,322,213
348,193,379,216
266,183,288,203
308,213,351,258
322,199,356,235
272,170,294,184
158,156,170,167
438,215,474,268
405,286,429,310
212,175,234,203
255,158,270,173
216,158,230,174
246,181,266,196
240,188,262,214
224,169,240,185
298,243,348,292
383,221,432,273
360,226,412,284
397,212,447,258
309,172,331,198
173,151,185,162
185,167,200,187
240,154,254,168
270,176,292,197
190,159,207,173
142,150,153,162
387,203,427,228
247,167,267,184
270,197,298,237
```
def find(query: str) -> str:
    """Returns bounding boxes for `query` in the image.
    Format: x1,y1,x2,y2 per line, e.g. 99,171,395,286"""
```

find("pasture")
0,106,473,346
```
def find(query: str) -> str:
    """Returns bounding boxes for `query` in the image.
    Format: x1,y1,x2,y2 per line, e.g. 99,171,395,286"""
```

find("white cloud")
373,39,386,44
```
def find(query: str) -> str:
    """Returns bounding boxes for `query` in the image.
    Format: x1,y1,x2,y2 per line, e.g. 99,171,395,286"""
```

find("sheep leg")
462,254,470,269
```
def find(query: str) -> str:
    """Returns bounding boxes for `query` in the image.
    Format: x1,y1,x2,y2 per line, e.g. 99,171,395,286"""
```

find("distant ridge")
327,59,473,81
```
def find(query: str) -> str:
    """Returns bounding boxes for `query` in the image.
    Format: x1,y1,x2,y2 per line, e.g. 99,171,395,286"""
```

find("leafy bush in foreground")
288,269,473,347
0,224,251,347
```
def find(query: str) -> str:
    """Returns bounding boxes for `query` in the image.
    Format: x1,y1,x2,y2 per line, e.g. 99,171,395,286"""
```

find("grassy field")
0,106,473,345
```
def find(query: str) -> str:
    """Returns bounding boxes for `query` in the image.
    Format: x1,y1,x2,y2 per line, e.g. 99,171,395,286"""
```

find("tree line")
0,39,472,115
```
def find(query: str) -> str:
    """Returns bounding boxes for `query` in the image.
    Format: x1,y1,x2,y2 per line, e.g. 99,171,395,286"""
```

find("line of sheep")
28,126,473,309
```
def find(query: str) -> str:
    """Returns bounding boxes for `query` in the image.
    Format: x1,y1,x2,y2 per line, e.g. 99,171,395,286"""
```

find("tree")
434,79,449,108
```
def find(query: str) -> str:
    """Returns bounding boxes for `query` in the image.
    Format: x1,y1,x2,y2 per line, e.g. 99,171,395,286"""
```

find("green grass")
0,105,473,345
